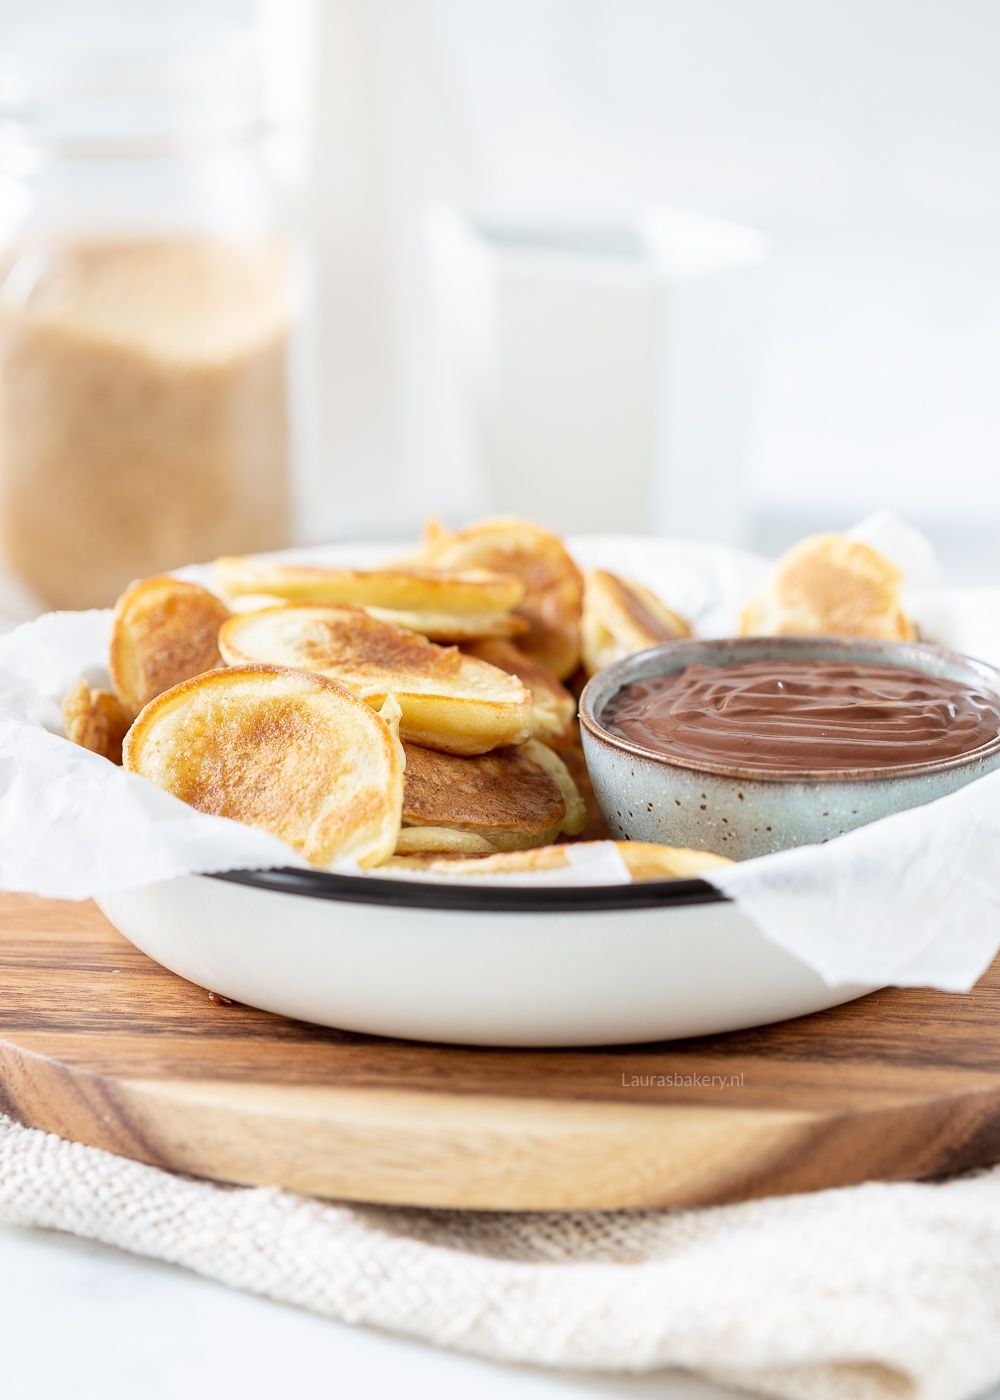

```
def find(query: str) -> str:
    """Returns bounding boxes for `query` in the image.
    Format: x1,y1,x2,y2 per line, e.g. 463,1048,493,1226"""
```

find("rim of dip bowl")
579,635,1000,784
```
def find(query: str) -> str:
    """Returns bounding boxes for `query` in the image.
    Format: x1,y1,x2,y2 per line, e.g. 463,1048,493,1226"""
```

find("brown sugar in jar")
0,237,291,609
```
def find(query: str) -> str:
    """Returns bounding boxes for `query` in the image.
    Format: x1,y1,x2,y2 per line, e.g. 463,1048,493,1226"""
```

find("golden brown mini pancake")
386,841,732,881
363,606,527,643
110,575,230,716
418,516,584,680
218,604,531,755
214,558,526,640
124,665,404,868
462,638,577,741
400,738,585,850
62,679,131,764
739,534,916,641
582,569,691,675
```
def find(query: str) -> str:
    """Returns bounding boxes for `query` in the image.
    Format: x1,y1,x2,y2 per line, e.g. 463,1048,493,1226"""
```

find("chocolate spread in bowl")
601,658,1000,774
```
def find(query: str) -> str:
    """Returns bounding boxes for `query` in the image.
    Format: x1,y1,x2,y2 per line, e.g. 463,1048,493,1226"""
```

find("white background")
3,0,997,566
295,0,1000,570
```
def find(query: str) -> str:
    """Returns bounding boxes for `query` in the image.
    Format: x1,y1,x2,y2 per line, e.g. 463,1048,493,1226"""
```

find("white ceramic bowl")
97,869,873,1047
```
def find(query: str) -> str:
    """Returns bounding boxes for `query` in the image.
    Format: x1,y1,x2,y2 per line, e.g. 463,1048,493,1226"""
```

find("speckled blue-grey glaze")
580,636,1000,861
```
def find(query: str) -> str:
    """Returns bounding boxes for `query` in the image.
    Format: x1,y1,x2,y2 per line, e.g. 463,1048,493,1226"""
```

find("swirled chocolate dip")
601,659,1000,773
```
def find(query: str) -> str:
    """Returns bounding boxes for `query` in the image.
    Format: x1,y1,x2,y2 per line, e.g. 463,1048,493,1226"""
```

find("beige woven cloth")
1,1112,998,1400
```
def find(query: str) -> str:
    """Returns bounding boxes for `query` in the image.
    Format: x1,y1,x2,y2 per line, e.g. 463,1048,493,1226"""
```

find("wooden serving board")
2,893,1000,1211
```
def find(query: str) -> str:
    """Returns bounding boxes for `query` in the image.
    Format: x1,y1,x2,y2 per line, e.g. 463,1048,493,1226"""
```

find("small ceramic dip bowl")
579,636,1000,860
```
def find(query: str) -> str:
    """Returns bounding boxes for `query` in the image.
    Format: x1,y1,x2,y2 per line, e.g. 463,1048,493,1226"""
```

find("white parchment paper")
2,514,999,991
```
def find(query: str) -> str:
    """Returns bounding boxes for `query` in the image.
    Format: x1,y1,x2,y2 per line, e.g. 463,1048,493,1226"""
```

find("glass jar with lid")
0,20,293,610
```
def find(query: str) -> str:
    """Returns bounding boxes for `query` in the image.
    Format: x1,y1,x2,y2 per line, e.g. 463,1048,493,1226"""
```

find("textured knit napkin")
2,1113,998,1400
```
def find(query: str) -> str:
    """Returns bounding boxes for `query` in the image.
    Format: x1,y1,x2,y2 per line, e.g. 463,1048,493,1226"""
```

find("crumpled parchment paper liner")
2,514,998,989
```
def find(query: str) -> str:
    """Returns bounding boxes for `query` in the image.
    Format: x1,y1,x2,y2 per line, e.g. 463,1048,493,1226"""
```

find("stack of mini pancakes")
63,518,913,882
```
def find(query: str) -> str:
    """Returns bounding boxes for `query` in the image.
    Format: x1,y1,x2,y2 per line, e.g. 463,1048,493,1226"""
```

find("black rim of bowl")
210,866,728,913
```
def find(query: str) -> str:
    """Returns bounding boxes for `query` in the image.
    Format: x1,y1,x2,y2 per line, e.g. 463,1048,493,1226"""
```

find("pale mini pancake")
739,534,916,641
218,604,531,755
387,841,732,880
394,828,498,856
462,638,577,741
214,558,526,640
418,516,584,680
214,558,525,614
109,575,230,716
546,731,611,841
612,842,732,881
581,569,691,675
62,679,131,764
520,739,587,836
124,665,404,868
400,738,585,852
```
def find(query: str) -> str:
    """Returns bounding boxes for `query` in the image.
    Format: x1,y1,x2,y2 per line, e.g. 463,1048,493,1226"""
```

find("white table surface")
5,1220,1000,1400
0,1219,741,1400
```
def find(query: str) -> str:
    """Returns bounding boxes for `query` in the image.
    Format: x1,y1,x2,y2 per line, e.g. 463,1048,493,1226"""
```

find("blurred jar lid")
0,12,268,159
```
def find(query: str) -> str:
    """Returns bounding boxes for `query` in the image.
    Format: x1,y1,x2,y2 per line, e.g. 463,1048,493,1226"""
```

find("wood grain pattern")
2,893,999,1209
